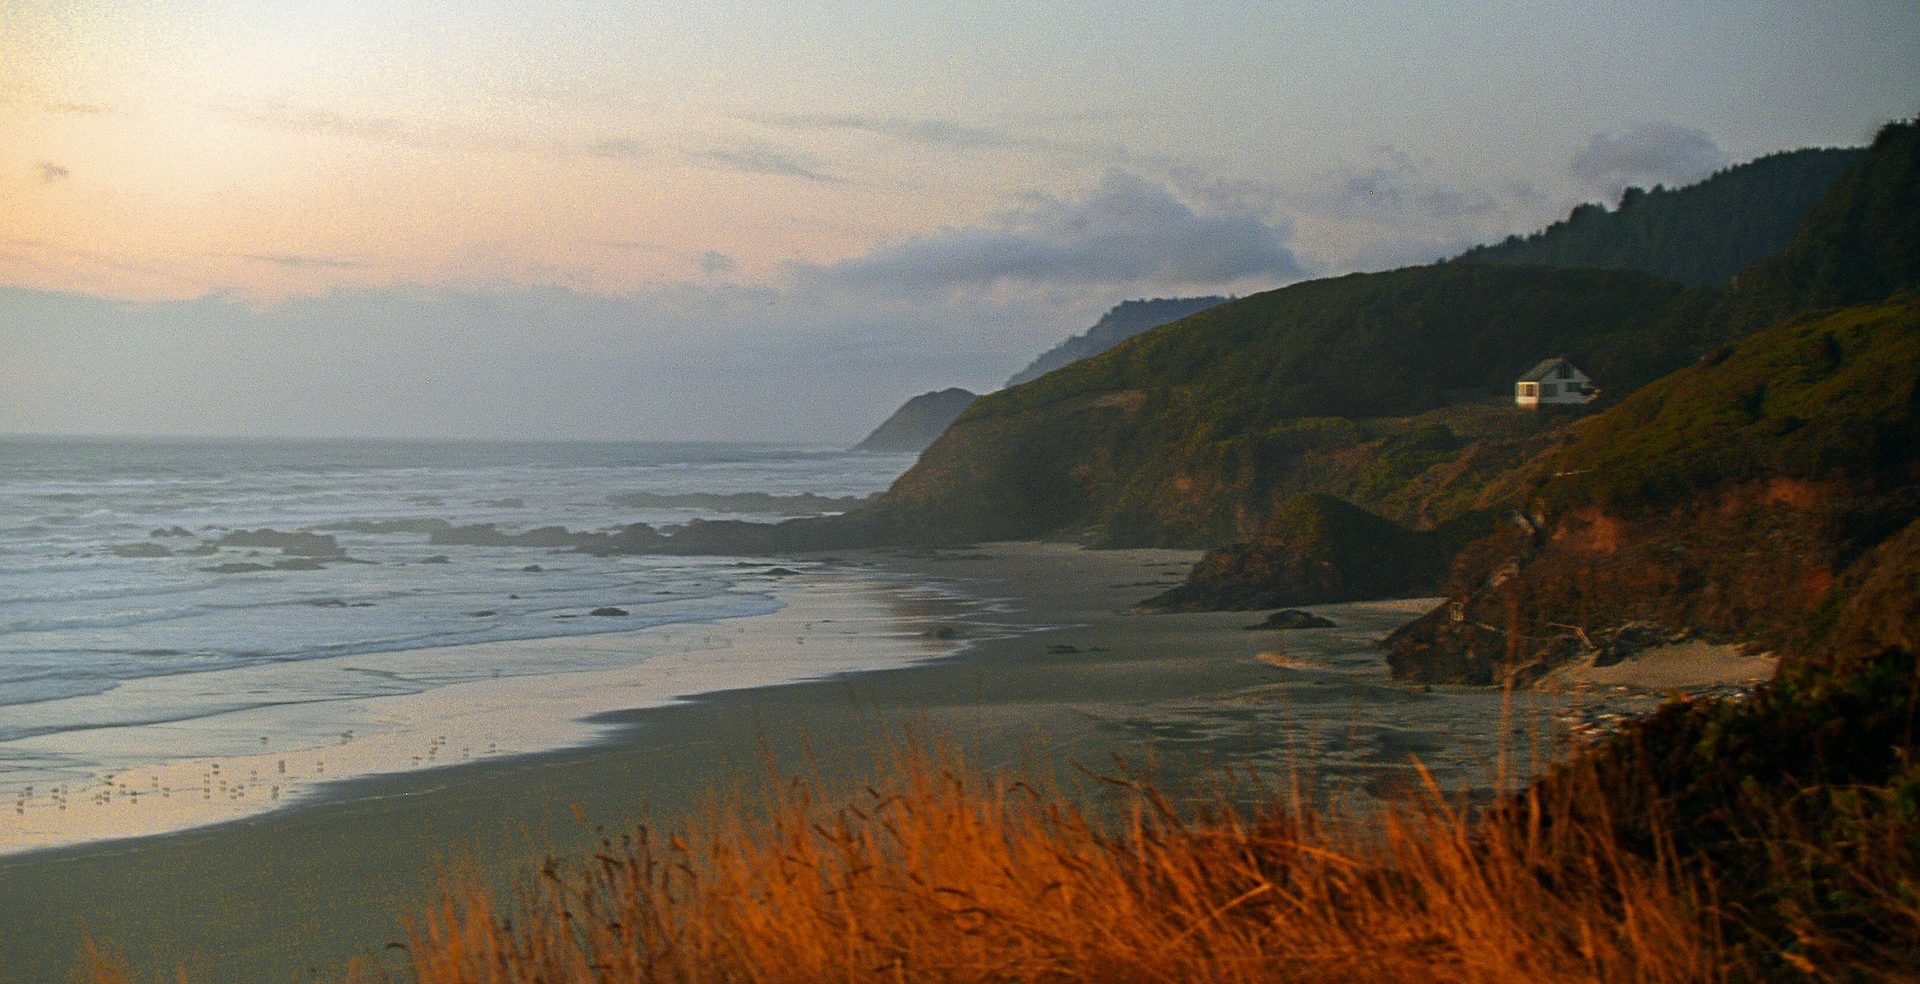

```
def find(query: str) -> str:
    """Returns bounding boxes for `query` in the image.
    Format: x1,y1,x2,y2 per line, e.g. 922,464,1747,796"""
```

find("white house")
1515,357,1598,407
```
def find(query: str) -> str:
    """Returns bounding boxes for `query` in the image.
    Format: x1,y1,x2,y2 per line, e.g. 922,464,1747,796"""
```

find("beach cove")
3,542,1706,983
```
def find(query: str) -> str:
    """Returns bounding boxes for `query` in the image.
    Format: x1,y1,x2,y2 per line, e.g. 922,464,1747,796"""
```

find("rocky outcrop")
216,529,346,558
424,522,669,555
111,542,175,558
1246,609,1336,630
1145,494,1471,610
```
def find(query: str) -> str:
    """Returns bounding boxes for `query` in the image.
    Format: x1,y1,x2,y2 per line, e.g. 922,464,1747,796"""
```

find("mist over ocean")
0,437,913,798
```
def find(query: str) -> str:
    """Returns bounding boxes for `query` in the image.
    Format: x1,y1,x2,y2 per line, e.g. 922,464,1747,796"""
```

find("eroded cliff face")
1384,483,1905,684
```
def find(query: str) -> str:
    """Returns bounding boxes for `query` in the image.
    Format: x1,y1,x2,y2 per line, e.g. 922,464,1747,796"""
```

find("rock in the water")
1247,609,1336,630
590,607,630,617
111,542,175,558
606,491,867,516
216,529,346,558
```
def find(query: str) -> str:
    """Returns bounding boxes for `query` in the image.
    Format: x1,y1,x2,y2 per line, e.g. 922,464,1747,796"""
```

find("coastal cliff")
1385,118,1920,683
1004,296,1227,387
852,388,979,454
1387,294,1920,683
860,263,1697,548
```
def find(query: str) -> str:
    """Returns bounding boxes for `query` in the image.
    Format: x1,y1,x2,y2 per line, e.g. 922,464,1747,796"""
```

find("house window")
1541,383,1558,398
1556,364,1573,379
1519,383,1537,396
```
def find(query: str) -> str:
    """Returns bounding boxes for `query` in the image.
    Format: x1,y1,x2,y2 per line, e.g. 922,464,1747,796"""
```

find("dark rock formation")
318,518,455,536
111,542,174,558
216,529,346,558
1247,609,1336,630
1145,494,1480,611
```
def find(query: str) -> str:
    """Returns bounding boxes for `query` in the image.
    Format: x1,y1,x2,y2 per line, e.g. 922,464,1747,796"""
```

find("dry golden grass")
378,742,1724,984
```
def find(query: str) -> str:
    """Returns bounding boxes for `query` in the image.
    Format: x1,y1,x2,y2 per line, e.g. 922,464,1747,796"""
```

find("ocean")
0,436,926,850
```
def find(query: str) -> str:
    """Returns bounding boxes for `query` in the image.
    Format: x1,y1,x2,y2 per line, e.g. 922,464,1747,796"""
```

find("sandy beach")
0,542,1701,983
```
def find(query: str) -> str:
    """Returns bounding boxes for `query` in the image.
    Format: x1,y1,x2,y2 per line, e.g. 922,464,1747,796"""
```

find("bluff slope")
1387,118,1920,682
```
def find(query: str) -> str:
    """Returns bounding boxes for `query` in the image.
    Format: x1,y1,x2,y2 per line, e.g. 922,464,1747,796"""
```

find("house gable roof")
1518,357,1577,382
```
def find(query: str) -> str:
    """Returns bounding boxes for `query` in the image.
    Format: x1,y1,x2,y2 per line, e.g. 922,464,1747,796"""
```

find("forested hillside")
861,263,1698,546
1454,146,1862,285
1005,296,1227,387
1714,120,1920,330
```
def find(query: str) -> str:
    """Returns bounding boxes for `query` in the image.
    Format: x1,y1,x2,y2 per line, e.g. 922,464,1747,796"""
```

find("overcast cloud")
0,169,1320,442
800,170,1306,295
1569,122,1731,198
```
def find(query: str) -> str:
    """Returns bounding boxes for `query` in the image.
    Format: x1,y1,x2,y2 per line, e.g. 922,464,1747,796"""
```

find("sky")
2,1,1915,442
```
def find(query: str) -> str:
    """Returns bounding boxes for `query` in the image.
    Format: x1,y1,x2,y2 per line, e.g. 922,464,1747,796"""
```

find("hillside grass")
1540,293,1920,518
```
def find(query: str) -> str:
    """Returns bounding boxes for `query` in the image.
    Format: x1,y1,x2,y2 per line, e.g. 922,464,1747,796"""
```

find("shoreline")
0,566,1000,859
0,542,1767,984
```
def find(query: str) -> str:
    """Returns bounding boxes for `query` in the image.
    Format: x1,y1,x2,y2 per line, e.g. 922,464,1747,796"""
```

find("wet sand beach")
1,542,1599,983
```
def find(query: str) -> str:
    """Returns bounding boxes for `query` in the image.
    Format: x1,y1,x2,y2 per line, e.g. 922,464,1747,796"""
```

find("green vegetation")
1537,639,1920,976
1718,118,1920,332
1388,293,1920,682
1004,295,1228,387
869,263,1695,548
969,264,1697,425
1355,118,1920,678
1544,294,1920,517
1455,146,1863,286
